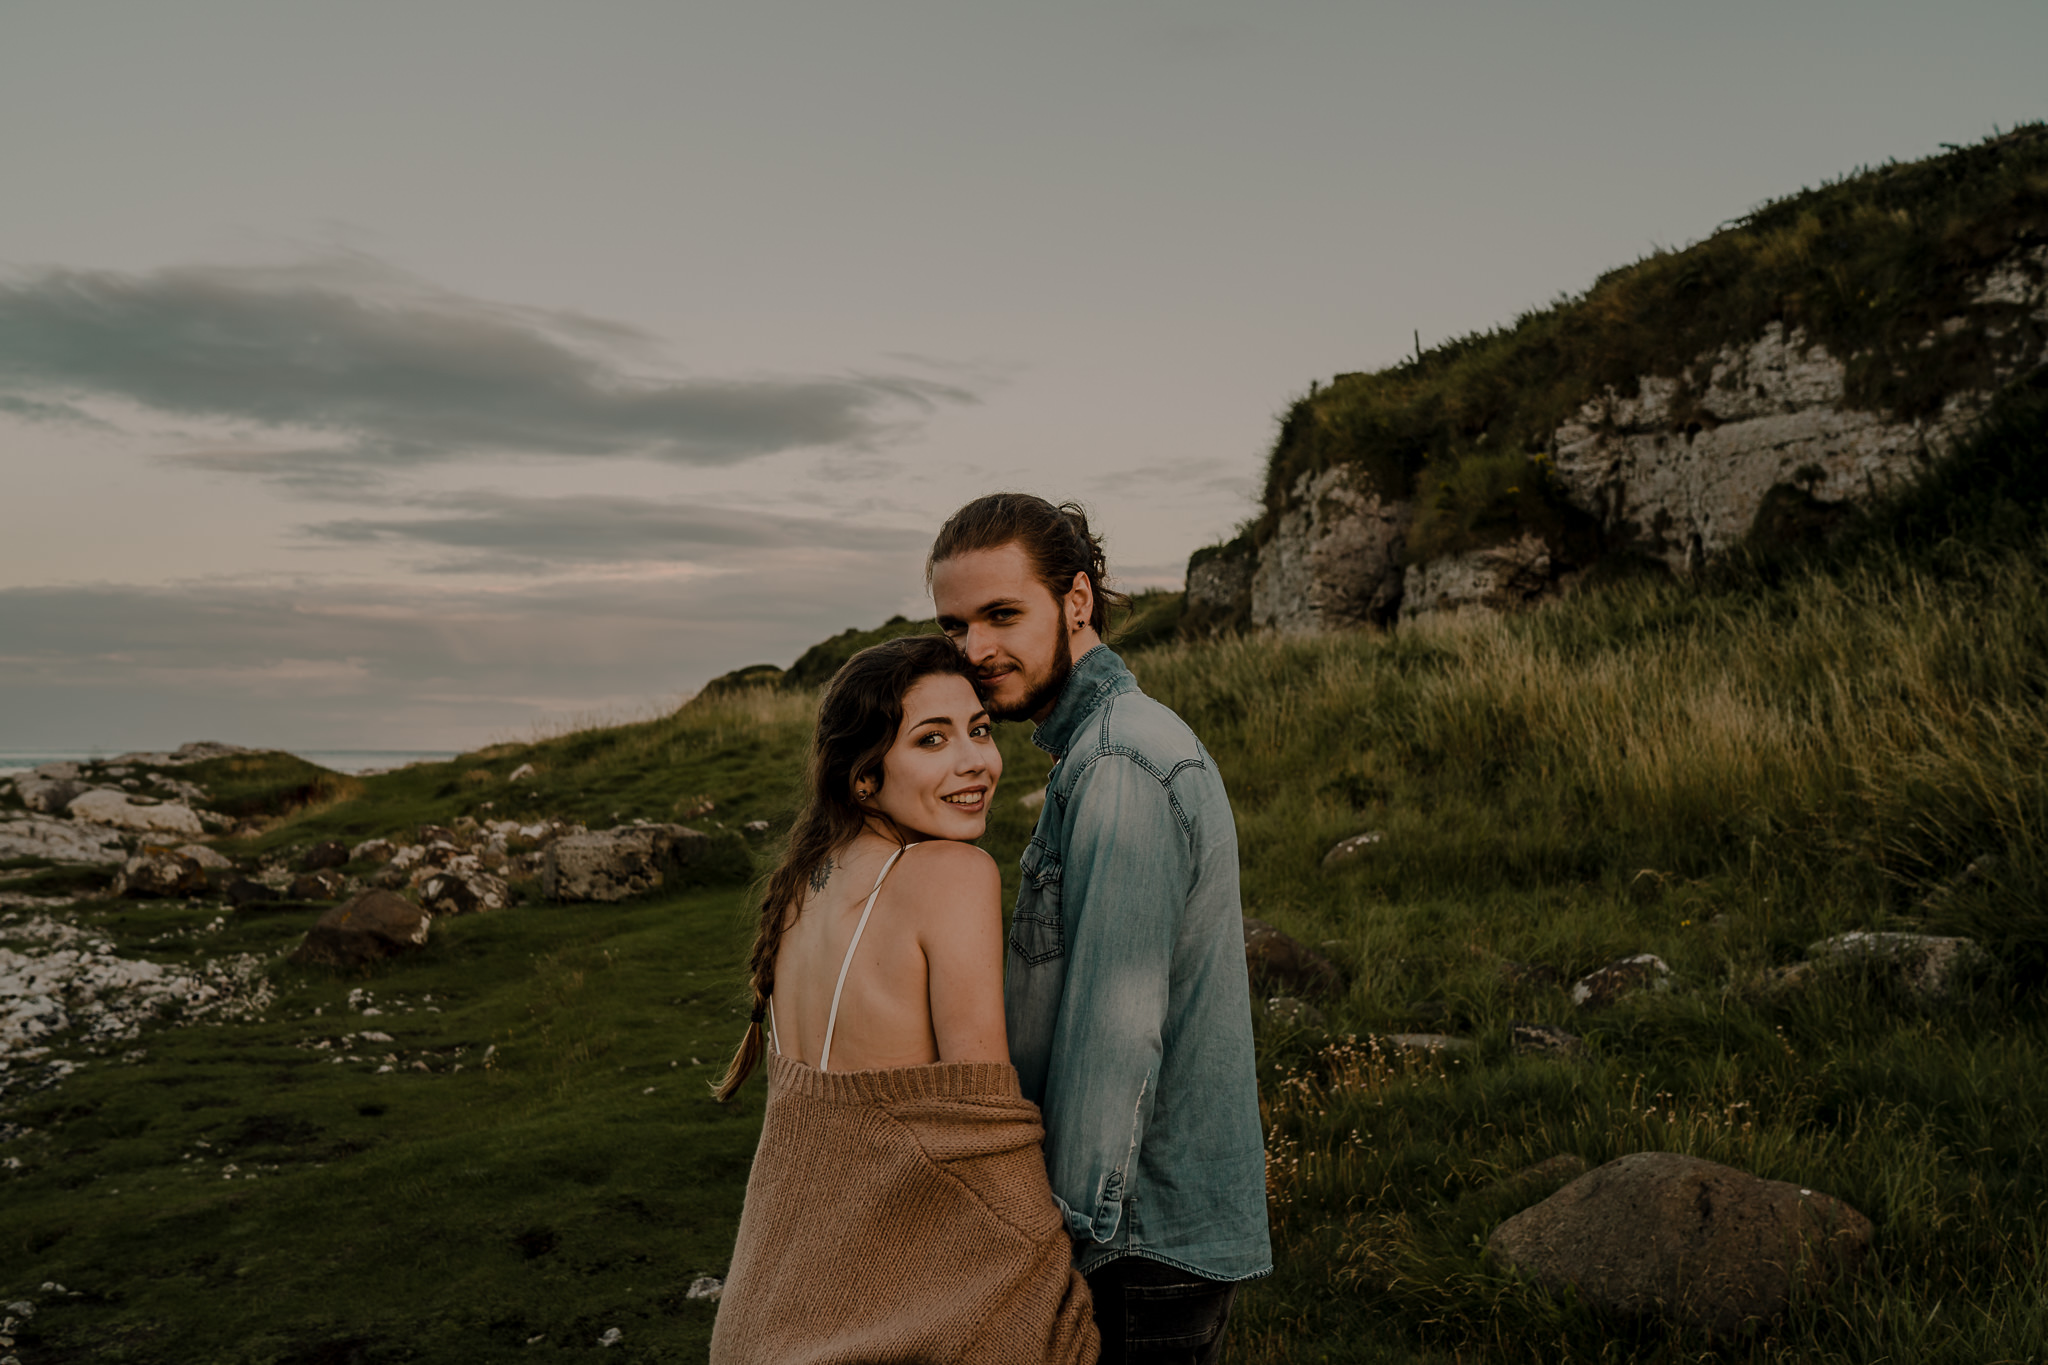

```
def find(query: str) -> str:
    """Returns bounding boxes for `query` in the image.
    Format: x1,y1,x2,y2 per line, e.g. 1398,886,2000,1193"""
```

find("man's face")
930,542,1074,723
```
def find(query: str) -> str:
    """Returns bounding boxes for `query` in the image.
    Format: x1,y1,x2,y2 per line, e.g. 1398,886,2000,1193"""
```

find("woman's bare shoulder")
891,841,1001,905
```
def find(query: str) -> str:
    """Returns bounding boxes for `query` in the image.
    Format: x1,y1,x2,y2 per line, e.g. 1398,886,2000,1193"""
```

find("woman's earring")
855,782,875,801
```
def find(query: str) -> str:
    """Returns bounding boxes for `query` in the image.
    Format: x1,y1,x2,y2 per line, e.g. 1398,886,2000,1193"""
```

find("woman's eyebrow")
909,715,954,729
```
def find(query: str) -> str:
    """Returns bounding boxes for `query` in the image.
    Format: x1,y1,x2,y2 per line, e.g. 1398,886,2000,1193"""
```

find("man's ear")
1065,571,1094,634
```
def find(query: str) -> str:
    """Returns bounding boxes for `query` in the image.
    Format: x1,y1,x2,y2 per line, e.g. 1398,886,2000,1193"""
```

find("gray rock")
66,789,206,838
1488,1151,1873,1335
543,825,711,903
291,890,431,967
1321,830,1384,868
1243,917,1346,999
16,773,88,814
1806,931,1990,1002
419,869,510,915
1511,1022,1584,1057
685,1275,724,1301
1252,464,1413,631
1571,954,1672,1008
176,844,235,870
114,848,211,899
1401,532,1567,619
31,762,81,782
0,814,128,864
288,869,348,901
349,838,397,865
299,840,350,872
509,762,537,782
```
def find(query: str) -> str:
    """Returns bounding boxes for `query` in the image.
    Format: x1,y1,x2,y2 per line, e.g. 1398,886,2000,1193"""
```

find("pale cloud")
0,254,975,478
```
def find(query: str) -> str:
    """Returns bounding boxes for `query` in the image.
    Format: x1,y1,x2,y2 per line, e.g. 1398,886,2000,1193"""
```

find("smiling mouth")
941,788,987,807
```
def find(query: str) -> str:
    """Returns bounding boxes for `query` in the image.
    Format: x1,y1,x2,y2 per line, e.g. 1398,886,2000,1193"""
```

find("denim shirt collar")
1029,644,1134,759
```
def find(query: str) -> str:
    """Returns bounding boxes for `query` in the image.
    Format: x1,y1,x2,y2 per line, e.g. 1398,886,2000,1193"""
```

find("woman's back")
769,834,1005,1073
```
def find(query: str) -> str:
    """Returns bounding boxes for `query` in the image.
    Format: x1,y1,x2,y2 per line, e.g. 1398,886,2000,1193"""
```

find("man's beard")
987,628,1074,723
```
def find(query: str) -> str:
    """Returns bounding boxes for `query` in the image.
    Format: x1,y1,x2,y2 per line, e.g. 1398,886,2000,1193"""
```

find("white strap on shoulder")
818,842,918,1072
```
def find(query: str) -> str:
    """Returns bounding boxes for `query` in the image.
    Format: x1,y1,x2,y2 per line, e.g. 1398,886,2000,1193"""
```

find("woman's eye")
918,732,944,747
970,724,991,739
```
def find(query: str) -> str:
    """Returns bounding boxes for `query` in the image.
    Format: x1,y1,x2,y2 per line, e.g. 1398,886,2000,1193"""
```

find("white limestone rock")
65,790,206,838
0,815,128,864
1252,465,1413,632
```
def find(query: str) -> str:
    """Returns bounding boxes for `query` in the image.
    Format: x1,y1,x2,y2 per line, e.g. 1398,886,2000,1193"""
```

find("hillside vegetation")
1191,123,2048,587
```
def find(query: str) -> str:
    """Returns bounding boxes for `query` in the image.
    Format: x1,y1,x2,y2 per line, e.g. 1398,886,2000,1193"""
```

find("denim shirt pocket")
1009,838,1066,965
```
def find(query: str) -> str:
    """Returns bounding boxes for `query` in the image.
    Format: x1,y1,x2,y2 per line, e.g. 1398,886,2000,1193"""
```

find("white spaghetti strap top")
819,842,917,1072
768,842,920,1072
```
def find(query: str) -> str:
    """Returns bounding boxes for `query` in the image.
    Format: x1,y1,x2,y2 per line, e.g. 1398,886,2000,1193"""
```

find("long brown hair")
713,633,982,1100
926,493,1130,637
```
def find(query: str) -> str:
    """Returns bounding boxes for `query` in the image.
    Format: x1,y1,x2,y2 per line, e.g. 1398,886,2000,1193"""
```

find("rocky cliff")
1188,127,2048,634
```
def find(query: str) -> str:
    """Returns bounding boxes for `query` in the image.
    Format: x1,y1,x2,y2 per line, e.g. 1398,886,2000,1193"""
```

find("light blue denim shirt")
1007,644,1272,1282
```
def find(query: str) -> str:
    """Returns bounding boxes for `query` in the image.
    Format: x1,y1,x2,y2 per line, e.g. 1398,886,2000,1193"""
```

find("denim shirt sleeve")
1037,750,1190,1245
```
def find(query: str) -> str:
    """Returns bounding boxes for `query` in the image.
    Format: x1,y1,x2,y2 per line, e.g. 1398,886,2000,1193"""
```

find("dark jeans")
1085,1257,1237,1365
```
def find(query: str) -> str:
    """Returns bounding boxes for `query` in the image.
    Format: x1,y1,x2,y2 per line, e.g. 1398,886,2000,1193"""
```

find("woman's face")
867,672,1002,842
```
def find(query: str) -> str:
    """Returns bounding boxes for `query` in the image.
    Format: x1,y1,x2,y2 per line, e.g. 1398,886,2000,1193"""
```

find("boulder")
1806,931,1990,1003
291,890,432,967
16,773,88,814
1321,830,1384,868
1243,917,1346,999
66,789,206,837
223,876,282,908
418,869,510,915
299,840,350,872
1571,954,1672,1008
176,844,235,871
509,762,537,783
114,847,212,899
349,838,397,865
31,761,82,781
1487,1152,1873,1335
1511,1022,1585,1057
543,825,712,903
0,813,128,864
289,869,348,901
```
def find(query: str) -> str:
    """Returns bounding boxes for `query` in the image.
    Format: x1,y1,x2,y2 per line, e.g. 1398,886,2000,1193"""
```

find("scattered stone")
1263,996,1326,1028
1806,931,1990,1003
417,824,461,848
1500,961,1563,989
1019,790,1046,812
176,844,235,870
599,1327,623,1347
288,870,348,902
349,838,397,865
1571,954,1672,1008
1243,917,1346,999
16,773,87,814
291,891,432,967
1321,831,1384,868
65,789,206,838
223,877,281,908
509,762,537,783
114,848,212,899
686,1276,724,1301
1511,1022,1585,1057
1487,1152,1873,1335
299,840,350,872
742,820,771,834
0,814,128,864
418,870,510,916
543,825,711,903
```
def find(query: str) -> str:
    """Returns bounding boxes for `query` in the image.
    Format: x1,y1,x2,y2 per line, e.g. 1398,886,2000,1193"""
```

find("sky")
3,1,2045,753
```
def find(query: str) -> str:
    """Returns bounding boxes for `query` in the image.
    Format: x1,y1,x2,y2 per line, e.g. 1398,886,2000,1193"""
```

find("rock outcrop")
1488,1152,1873,1334
542,824,711,903
0,814,128,864
1250,466,1412,632
114,848,212,899
291,891,432,967
65,790,206,838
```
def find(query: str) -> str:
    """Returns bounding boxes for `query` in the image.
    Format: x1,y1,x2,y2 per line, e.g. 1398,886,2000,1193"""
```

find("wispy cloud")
295,490,927,574
0,254,974,478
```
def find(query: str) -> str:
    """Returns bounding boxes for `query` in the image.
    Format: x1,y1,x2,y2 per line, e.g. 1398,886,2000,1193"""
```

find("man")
929,493,1270,1365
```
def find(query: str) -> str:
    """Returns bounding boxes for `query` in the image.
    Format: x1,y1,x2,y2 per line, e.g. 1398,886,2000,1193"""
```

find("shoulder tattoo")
808,856,833,893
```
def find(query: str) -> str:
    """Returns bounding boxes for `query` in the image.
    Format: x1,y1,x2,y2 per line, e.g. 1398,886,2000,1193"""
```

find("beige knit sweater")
709,1052,1099,1364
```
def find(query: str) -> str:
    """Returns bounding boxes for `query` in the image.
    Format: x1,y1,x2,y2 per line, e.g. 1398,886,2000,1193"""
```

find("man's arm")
1039,751,1191,1245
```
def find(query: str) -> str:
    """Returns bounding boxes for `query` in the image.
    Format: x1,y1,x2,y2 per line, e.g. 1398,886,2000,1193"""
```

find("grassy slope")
9,402,2048,1360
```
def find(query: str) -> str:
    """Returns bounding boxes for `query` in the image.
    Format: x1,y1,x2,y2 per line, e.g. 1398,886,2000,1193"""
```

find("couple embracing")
709,494,1270,1365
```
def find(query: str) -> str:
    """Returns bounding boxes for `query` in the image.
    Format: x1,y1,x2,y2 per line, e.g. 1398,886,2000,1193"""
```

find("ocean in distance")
0,749,458,778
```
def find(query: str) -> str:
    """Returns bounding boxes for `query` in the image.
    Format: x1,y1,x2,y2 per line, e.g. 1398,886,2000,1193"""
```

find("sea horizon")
0,747,460,778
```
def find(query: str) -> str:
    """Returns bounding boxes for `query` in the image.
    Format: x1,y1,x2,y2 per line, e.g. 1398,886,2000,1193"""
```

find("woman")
709,634,1099,1365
